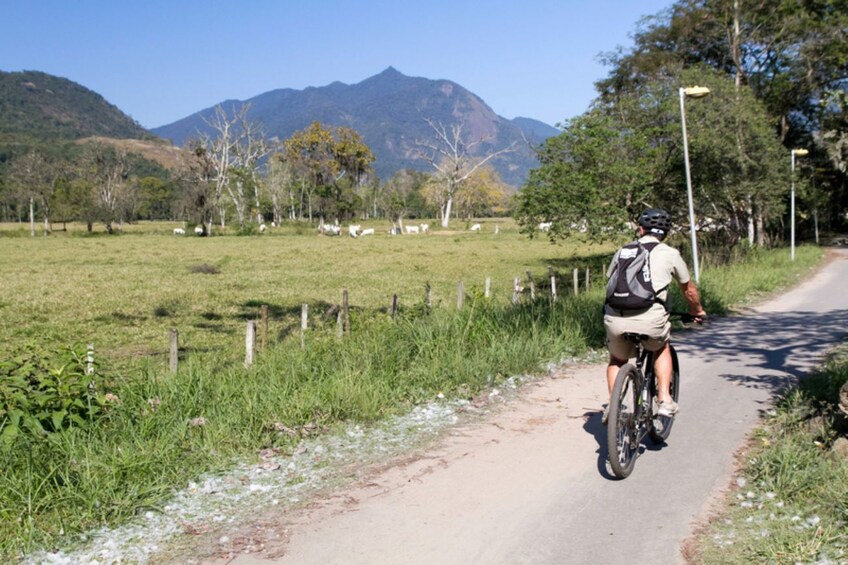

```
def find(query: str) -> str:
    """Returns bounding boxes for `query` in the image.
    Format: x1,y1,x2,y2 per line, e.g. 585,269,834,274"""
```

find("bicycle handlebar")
670,312,706,324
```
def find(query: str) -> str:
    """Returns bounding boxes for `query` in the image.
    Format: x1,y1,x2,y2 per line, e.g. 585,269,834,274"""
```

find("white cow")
420,223,429,233
360,228,375,236
470,223,482,232
405,225,420,234
259,224,267,233
194,225,204,235
173,228,186,235
320,224,341,236
348,224,361,237
538,222,552,231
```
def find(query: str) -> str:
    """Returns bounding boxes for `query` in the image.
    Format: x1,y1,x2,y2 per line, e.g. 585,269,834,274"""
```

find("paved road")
226,249,847,565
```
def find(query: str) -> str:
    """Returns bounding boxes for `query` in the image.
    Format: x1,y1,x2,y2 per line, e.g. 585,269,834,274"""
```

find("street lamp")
790,148,809,261
679,85,710,283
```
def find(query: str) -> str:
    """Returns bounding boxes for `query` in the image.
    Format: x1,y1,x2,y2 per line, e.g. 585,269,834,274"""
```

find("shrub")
0,343,111,451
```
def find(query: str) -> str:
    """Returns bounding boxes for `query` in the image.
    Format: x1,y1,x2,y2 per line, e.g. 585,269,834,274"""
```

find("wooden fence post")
245,321,256,368
512,277,521,305
425,283,433,308
342,289,350,336
390,294,399,317
526,270,535,301
573,268,579,296
456,281,464,310
549,266,557,302
261,305,268,350
301,304,308,349
485,276,491,299
585,267,590,291
169,329,179,374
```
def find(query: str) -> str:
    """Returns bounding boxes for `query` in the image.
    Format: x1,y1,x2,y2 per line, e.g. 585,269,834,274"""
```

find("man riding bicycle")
602,208,706,423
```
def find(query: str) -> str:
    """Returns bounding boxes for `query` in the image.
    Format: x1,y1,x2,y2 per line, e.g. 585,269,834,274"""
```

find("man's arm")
678,280,706,318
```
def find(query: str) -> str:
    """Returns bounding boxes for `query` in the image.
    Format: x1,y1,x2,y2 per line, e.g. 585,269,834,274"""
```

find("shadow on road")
675,309,848,397
583,307,848,479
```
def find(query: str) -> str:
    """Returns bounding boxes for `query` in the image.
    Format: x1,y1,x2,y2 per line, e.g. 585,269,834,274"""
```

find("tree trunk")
29,196,35,237
441,196,453,228
746,194,755,247
755,208,765,247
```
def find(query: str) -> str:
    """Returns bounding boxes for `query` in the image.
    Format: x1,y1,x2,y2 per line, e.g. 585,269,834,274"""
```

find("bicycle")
606,313,699,479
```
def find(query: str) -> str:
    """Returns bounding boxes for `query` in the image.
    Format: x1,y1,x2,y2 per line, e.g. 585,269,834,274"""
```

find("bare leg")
653,342,673,403
607,355,627,395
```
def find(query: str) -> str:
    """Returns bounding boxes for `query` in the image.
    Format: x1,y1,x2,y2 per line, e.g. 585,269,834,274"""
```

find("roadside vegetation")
692,341,848,564
0,220,824,559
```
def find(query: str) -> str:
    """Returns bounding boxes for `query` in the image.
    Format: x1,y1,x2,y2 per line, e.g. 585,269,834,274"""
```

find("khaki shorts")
604,304,670,361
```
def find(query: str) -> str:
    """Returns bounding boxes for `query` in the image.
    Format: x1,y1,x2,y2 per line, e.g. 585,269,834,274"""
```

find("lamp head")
792,148,809,157
682,86,711,98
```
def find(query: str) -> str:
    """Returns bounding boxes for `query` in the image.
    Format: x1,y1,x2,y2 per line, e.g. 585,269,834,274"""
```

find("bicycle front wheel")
649,345,680,443
607,364,641,479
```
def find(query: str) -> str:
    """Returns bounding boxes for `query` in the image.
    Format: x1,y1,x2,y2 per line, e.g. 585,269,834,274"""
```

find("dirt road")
209,249,847,565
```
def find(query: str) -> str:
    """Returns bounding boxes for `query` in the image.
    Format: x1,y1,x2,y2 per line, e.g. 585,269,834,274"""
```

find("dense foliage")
517,0,848,246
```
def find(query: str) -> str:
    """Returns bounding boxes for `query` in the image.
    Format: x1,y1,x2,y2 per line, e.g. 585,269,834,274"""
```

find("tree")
381,169,430,229
453,165,509,220
79,142,131,234
282,122,375,223
416,118,516,228
6,149,53,236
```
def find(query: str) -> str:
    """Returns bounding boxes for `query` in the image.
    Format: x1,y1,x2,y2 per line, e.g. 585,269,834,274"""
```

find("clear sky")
1,0,671,130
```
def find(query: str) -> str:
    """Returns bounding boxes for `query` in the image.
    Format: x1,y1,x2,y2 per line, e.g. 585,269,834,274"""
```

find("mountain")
152,67,558,186
0,70,151,141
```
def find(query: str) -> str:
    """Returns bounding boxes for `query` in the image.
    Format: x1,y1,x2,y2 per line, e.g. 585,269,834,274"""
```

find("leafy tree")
453,165,509,220
282,122,374,223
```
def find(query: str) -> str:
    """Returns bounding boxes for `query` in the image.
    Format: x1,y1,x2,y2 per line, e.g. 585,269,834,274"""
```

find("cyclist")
602,208,706,423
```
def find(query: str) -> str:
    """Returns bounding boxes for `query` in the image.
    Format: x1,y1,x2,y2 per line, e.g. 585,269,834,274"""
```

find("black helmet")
638,208,672,237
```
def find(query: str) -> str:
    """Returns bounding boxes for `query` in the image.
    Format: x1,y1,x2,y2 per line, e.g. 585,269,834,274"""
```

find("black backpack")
605,241,664,311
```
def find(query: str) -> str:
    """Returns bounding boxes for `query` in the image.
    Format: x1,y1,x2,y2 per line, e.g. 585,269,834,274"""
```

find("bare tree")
416,118,516,228
80,142,130,234
7,149,52,236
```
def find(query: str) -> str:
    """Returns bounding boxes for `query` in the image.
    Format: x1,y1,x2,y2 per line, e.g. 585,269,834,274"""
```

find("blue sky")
1,0,672,130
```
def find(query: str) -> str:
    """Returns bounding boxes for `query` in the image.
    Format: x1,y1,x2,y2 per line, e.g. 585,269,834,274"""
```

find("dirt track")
193,249,848,565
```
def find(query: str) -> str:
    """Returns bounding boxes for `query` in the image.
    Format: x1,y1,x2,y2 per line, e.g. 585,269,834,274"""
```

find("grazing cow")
470,223,481,232
173,228,186,235
348,224,361,238
405,225,419,234
388,226,402,235
319,224,341,236
360,228,375,236
194,225,204,235
420,223,429,233
259,224,267,233
538,222,552,231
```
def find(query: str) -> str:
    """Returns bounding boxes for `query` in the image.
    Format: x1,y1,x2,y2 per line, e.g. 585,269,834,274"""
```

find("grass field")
0,219,613,372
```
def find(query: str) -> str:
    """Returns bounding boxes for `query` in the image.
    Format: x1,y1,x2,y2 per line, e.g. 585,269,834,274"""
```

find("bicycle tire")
607,364,641,479
649,345,680,443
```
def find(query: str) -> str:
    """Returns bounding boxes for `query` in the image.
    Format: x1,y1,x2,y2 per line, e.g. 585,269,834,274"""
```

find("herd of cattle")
171,222,500,237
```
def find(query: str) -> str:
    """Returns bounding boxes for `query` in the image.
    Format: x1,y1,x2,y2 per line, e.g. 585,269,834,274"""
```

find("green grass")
0,219,611,371
0,220,827,560
694,344,848,564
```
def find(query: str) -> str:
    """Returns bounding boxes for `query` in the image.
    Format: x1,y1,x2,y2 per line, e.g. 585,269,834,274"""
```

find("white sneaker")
657,400,679,417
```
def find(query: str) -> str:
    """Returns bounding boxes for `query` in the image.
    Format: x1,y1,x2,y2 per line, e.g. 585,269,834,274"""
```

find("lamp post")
790,148,809,261
678,85,710,283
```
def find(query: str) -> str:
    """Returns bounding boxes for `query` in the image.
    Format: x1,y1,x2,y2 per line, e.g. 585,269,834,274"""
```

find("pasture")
0,219,612,371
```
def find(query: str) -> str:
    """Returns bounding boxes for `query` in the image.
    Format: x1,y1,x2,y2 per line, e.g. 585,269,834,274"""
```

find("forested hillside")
0,70,151,141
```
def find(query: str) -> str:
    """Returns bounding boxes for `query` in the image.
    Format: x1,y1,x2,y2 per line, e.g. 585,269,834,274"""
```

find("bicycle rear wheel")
649,345,680,443
607,364,641,479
